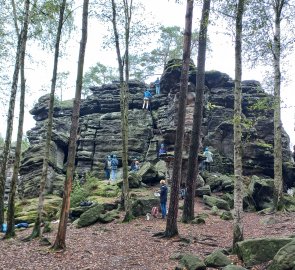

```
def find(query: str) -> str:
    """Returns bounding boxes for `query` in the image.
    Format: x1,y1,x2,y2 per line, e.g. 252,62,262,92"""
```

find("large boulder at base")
268,240,295,270
196,174,205,188
248,175,274,210
223,265,247,270
195,185,211,197
220,210,233,220
203,173,234,192
203,195,230,210
97,209,120,223
204,250,232,267
70,205,94,220
279,195,295,212
137,162,160,185
236,237,293,267
179,253,206,270
154,160,167,179
77,204,105,227
128,172,142,188
117,172,142,188
15,195,61,223
131,197,159,217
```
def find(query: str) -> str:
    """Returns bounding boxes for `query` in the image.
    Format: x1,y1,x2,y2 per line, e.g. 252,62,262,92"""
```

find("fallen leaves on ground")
1,198,294,270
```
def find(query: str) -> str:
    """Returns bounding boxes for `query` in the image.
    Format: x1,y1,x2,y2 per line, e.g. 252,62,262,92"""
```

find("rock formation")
17,59,295,198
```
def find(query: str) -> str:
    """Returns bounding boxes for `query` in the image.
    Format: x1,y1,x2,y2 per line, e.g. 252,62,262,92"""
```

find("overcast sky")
1,0,294,148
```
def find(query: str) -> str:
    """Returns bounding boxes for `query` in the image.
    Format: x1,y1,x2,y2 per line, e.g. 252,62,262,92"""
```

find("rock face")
18,59,295,198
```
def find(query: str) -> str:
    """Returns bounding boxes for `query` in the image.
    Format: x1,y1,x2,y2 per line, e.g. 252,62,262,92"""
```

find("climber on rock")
142,85,152,111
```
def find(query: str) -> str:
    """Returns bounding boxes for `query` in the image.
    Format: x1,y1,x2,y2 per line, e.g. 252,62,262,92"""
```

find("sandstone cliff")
17,59,295,198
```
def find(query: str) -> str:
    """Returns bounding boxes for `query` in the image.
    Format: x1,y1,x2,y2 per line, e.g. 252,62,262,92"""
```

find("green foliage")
29,0,75,49
83,62,118,96
242,118,254,129
255,141,272,149
249,97,272,111
70,173,119,207
70,179,89,207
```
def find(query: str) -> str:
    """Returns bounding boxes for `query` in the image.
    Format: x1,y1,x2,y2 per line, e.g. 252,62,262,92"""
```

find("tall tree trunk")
273,1,283,210
52,0,89,250
165,0,194,237
182,0,211,223
233,0,245,250
30,0,67,240
111,0,132,221
5,0,30,238
122,0,132,222
0,1,24,231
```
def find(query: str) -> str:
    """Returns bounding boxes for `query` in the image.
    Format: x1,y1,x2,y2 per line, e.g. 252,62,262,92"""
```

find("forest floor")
1,196,295,270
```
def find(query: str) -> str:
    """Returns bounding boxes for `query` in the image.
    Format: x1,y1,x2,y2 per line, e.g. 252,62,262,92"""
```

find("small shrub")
70,180,89,207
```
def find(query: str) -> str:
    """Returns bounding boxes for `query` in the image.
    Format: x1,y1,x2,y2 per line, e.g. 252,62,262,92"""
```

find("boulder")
196,174,205,188
203,195,230,211
179,253,206,270
236,237,293,267
116,172,142,188
220,211,233,220
223,265,247,270
77,204,105,227
204,250,232,267
97,209,120,223
279,195,295,212
268,240,295,270
131,197,159,217
248,175,274,210
203,173,234,192
195,185,211,197
221,193,234,209
137,162,159,185
15,195,61,224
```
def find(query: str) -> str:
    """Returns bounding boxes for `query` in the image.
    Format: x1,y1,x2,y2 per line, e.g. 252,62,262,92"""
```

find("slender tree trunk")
52,0,88,250
111,0,132,221
165,0,194,237
5,0,30,238
0,2,24,231
273,2,283,210
182,0,211,223
233,0,245,250
30,0,67,240
122,0,132,221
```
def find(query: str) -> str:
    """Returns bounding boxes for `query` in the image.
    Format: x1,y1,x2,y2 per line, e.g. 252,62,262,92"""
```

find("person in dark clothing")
130,159,140,172
179,183,187,200
159,180,168,219
293,145,295,162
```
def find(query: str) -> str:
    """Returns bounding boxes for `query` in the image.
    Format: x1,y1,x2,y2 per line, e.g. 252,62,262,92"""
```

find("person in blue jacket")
142,86,152,110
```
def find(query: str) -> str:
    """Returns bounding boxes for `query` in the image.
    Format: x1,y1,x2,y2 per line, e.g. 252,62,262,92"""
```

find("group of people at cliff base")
104,155,141,183
104,154,118,184
142,77,160,110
